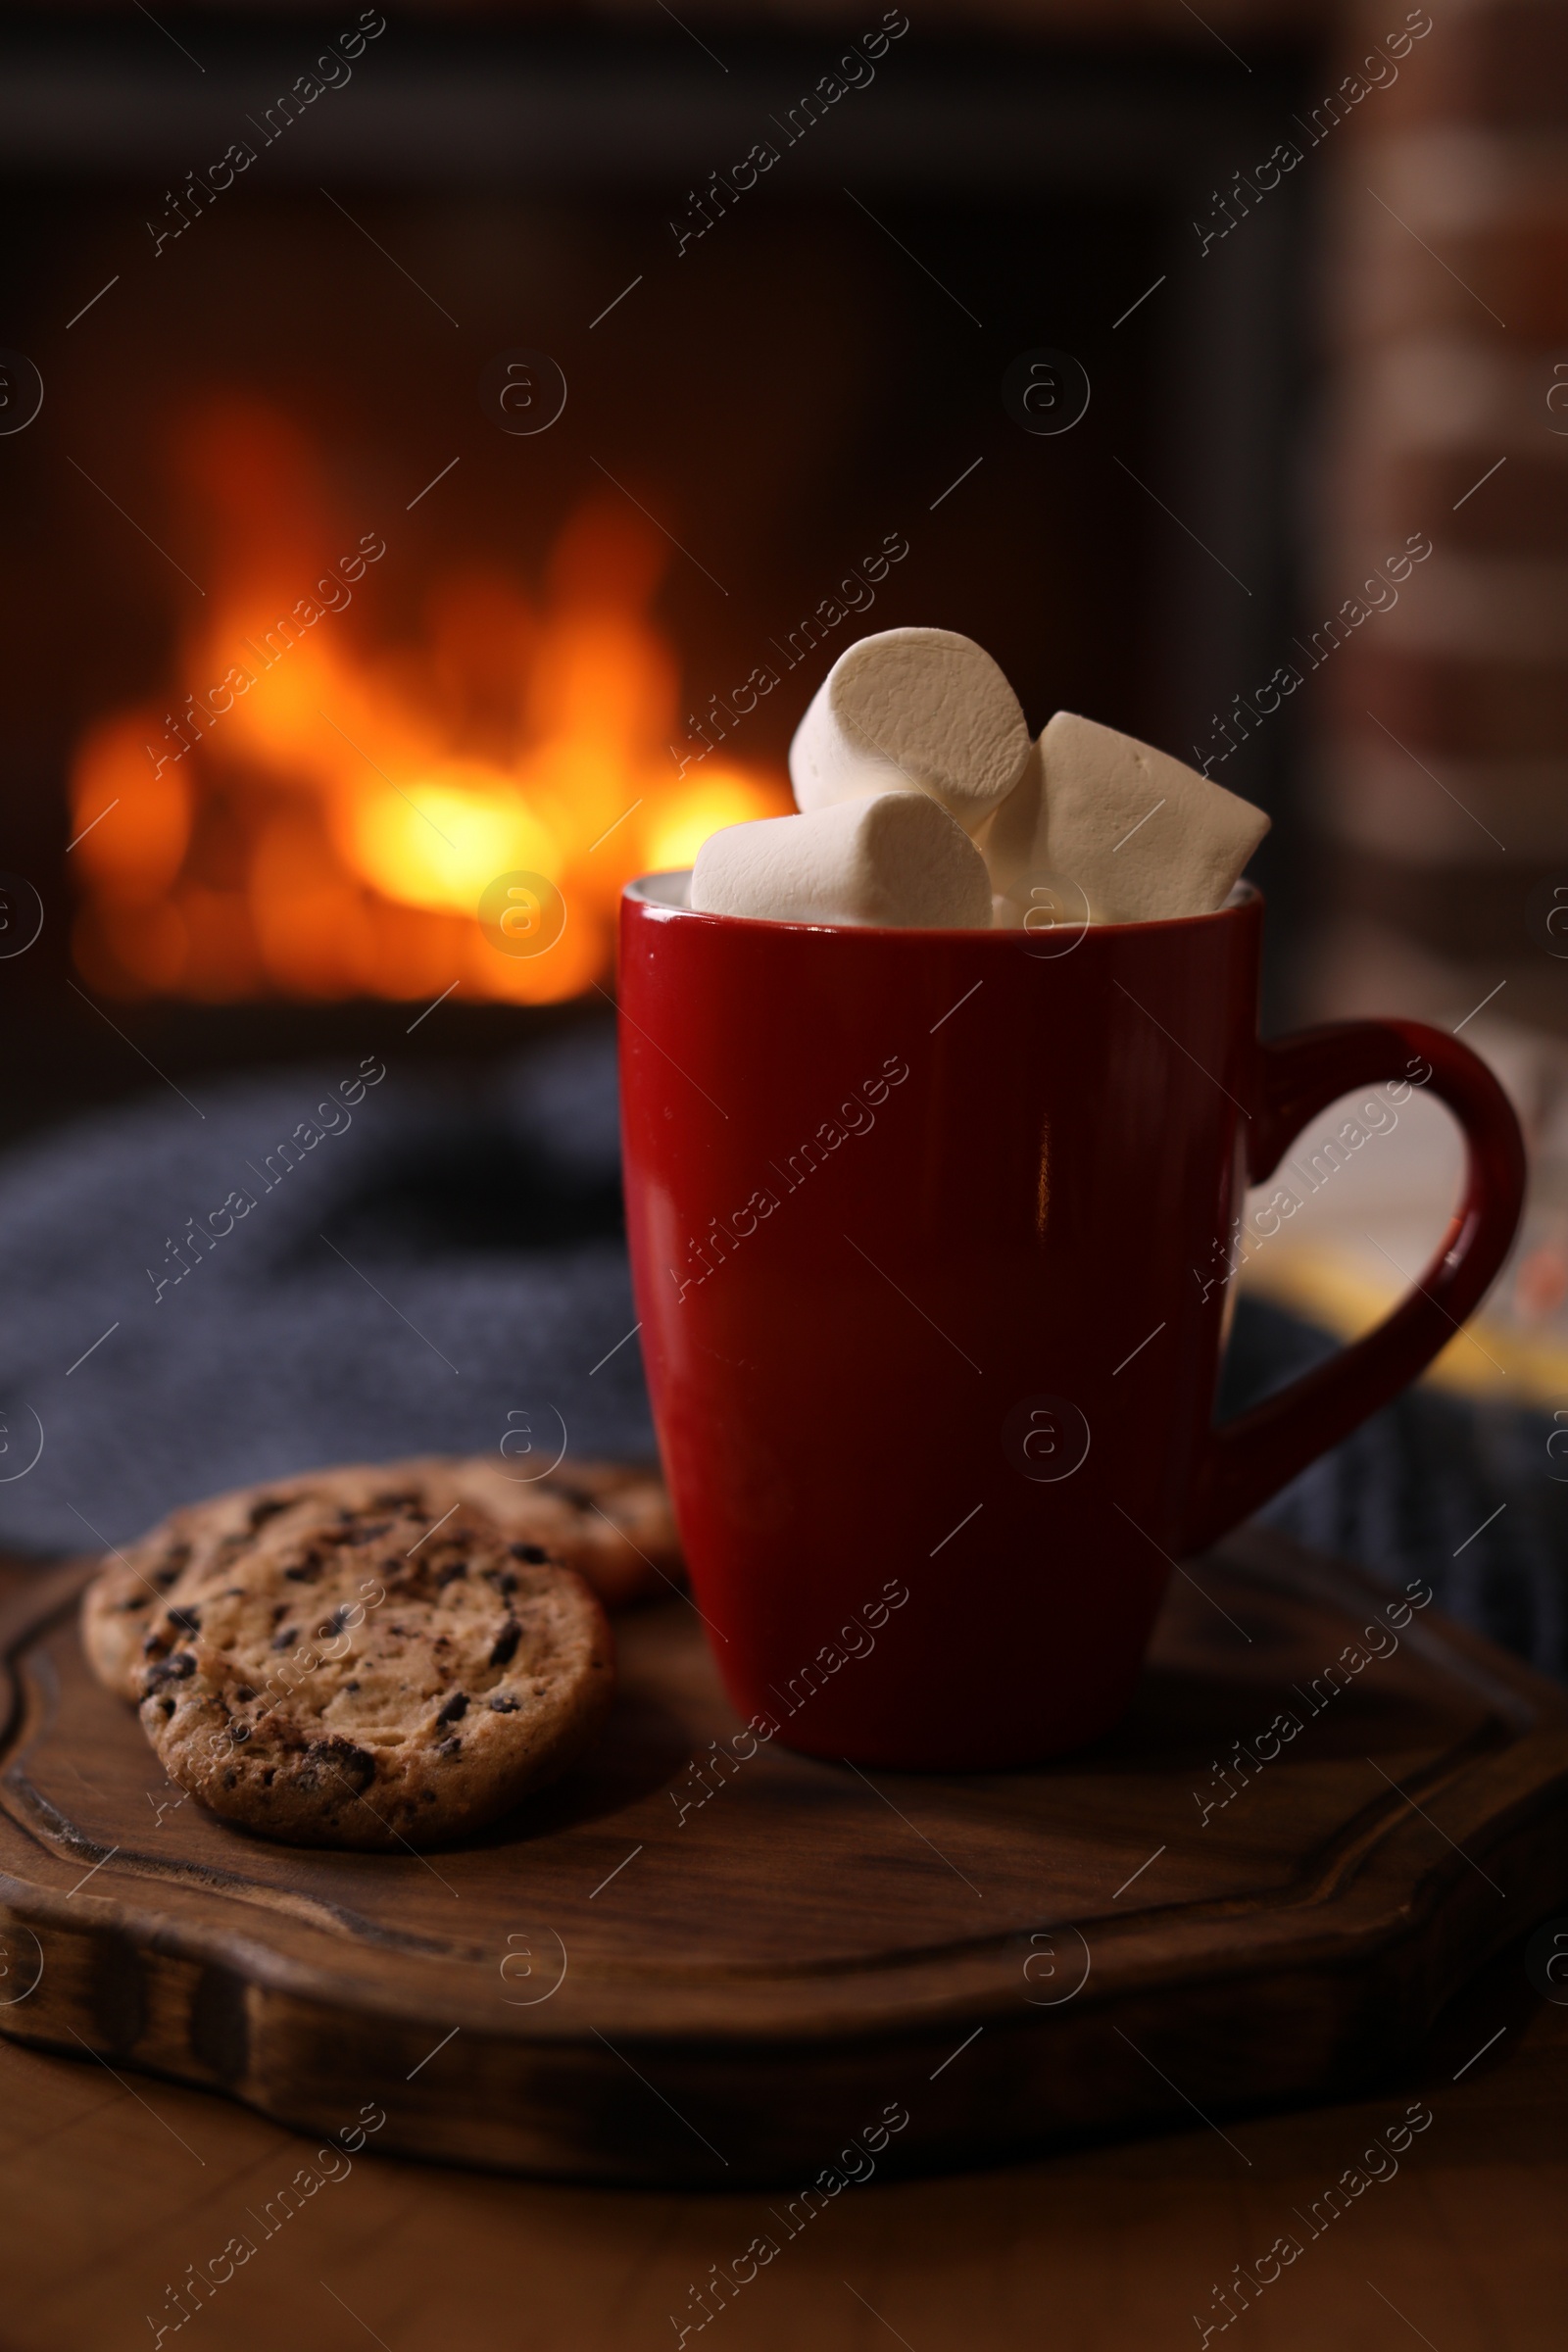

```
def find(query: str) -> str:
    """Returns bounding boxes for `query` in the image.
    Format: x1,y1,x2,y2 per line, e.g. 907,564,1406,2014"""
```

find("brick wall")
1307,0,1568,1033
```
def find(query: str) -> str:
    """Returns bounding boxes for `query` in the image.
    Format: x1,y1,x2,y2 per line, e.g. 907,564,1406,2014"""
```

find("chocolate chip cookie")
440,1455,681,1612
136,1495,612,1850
80,1466,413,1703
82,1454,678,1699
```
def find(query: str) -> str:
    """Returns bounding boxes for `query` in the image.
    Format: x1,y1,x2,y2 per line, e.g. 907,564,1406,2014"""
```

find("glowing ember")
68,399,786,1002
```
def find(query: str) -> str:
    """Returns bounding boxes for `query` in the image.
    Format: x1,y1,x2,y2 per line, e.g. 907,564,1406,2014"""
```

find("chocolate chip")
119,1594,150,1615
248,1497,291,1530
510,1543,550,1565
488,1693,519,1713
436,1735,462,1757
298,1737,375,1793
272,1625,299,1650
234,1683,256,1701
436,1691,468,1725
318,1604,353,1637
167,1606,201,1637
232,1723,252,1744
488,1620,521,1667
143,1652,196,1692
435,1559,467,1586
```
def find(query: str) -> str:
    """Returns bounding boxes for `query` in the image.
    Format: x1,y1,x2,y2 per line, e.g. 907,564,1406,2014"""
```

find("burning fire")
69,399,786,1002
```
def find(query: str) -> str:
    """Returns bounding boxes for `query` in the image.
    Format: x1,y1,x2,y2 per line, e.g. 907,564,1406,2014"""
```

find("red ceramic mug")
617,877,1525,1770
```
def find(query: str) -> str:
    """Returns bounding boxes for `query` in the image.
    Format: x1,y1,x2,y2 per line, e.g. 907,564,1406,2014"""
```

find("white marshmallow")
977,735,1048,927
690,790,994,930
982,712,1269,925
789,628,1031,834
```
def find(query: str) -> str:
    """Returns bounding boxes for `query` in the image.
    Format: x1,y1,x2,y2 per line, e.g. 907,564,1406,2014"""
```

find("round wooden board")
1,1529,1566,2184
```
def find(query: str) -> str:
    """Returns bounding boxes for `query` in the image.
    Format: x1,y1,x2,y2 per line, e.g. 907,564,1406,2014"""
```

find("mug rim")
622,871,1260,940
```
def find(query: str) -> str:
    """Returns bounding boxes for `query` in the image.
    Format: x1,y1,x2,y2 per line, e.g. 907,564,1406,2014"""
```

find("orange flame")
69,399,786,1002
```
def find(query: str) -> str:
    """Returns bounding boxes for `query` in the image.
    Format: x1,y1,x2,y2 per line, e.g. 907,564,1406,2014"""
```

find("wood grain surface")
1,1546,1566,2351
3,1531,1566,2192
1,1886,1565,2351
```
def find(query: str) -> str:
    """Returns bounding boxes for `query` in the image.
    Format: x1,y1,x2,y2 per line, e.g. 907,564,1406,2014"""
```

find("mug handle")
1180,1018,1527,1554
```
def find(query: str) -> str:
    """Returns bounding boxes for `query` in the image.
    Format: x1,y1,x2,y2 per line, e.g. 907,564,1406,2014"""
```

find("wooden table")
5,1536,1567,2352
2,1938,1564,2351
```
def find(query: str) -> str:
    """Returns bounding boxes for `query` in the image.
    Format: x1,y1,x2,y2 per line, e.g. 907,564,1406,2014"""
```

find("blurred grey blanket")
0,1027,650,1559
0,1024,1562,1681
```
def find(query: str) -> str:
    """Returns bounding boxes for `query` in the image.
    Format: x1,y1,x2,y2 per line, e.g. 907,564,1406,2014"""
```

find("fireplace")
66,405,785,1007
0,9,1314,1141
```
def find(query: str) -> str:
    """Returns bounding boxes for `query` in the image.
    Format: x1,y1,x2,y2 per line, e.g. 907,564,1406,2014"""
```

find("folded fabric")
0,1024,652,1556
1220,1298,1566,1683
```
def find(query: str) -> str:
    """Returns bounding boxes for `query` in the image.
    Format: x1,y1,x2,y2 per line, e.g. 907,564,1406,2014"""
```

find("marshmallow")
978,735,1048,927
982,712,1269,925
690,790,994,930
789,628,1031,834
